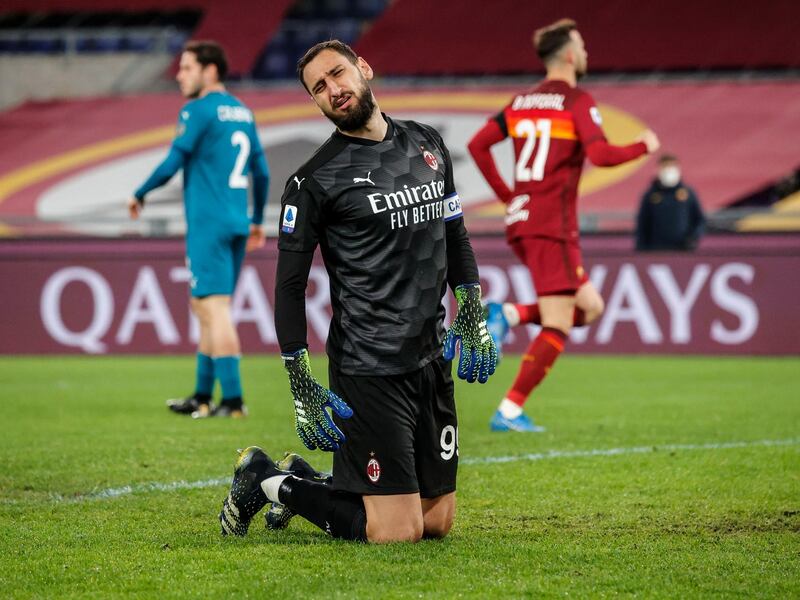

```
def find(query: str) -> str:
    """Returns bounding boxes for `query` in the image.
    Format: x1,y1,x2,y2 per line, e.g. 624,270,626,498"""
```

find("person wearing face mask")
636,154,706,251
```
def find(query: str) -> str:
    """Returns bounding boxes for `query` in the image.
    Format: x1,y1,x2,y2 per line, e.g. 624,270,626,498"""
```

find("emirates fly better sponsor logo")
367,179,446,230
365,179,463,230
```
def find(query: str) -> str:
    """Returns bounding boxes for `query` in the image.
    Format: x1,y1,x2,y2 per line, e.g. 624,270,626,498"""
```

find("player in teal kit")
129,41,269,418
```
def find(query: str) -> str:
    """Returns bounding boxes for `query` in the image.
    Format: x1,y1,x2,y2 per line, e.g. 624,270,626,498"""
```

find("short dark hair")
296,39,359,92
184,40,228,81
658,154,679,164
533,18,578,64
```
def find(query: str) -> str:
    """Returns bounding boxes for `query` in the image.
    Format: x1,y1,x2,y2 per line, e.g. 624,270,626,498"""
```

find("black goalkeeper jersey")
277,115,465,375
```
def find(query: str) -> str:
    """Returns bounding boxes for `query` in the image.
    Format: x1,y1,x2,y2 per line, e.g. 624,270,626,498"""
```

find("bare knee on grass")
364,493,424,543
422,492,455,539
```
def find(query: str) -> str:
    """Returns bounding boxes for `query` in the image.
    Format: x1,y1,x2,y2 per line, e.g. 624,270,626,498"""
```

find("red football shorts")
510,236,589,296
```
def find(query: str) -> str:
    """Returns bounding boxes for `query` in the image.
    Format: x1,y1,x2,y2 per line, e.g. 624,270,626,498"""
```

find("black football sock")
220,396,243,409
193,393,212,404
278,477,367,542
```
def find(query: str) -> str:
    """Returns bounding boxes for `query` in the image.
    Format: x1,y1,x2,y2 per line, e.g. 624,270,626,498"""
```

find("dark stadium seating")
251,0,390,79
0,0,295,76
0,9,198,54
355,0,800,75
5,0,796,76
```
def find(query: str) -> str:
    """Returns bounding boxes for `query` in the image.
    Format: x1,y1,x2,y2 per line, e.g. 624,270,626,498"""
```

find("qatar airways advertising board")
0,237,797,355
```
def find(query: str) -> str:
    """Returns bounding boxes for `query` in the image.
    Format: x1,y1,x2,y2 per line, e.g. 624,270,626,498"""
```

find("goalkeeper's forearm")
445,216,480,291
275,248,314,354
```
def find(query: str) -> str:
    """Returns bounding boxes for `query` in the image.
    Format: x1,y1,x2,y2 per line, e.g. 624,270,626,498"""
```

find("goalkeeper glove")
282,349,353,452
443,284,498,383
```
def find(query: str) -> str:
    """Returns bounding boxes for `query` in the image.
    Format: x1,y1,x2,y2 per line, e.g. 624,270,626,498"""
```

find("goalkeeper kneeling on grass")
217,39,497,543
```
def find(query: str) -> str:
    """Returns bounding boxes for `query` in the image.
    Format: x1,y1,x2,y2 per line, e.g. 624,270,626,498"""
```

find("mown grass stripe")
40,437,799,504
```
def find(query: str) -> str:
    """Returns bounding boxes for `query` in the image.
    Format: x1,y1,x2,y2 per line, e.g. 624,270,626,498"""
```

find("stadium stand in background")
0,8,199,107
356,0,800,74
1,0,799,235
253,0,389,80
0,0,296,107
1,0,799,358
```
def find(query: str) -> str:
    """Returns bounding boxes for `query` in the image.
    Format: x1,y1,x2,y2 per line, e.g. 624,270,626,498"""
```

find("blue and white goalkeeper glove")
443,284,498,384
282,349,353,452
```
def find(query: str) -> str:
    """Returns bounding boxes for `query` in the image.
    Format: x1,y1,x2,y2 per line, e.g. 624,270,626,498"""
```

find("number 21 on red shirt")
514,118,551,182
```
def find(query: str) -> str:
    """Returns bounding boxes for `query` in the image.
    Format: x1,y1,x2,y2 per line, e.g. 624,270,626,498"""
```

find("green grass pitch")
1,354,798,598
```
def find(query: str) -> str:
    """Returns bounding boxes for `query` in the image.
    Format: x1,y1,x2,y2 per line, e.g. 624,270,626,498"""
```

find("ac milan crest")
366,458,381,482
423,150,438,171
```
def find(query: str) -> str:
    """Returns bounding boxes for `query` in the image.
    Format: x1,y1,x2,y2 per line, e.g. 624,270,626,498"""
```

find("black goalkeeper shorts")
329,356,458,498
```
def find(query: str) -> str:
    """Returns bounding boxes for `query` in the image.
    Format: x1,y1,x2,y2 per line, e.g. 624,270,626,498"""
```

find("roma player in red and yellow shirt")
468,18,660,431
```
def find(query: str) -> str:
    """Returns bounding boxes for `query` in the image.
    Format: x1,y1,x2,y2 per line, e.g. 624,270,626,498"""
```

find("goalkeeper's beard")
322,79,377,132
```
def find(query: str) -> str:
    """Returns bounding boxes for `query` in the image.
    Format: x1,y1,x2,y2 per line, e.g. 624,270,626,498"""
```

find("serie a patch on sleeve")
444,193,463,222
282,205,298,233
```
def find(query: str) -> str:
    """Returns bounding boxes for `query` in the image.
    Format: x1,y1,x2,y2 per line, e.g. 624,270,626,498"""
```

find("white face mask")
658,166,681,187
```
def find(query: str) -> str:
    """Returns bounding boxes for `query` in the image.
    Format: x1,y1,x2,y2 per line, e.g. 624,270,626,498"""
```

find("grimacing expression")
176,52,204,99
304,50,377,132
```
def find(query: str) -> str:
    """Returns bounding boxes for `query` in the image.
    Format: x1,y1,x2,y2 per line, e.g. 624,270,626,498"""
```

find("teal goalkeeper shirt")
135,90,269,233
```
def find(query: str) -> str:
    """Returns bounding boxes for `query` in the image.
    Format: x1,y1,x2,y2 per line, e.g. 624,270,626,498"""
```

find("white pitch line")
459,437,800,465
49,477,230,504
45,437,799,504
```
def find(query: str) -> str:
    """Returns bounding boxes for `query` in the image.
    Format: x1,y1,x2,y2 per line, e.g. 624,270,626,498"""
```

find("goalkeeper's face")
304,49,378,132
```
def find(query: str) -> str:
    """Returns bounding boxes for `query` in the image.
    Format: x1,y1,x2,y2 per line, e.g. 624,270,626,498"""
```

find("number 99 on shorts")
440,425,459,460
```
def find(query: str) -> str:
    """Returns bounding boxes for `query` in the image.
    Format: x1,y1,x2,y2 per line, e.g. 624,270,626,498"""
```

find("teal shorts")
186,231,247,298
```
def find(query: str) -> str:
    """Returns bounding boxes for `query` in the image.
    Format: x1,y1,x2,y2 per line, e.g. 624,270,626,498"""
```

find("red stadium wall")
357,0,800,74
2,83,800,236
1,236,798,355
7,0,800,77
